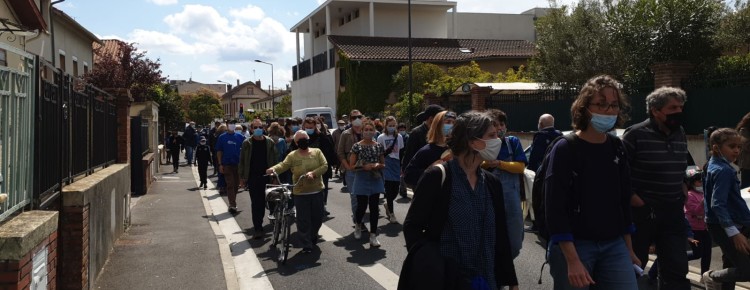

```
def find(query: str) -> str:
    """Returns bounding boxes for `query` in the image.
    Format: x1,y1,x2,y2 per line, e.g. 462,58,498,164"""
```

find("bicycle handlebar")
265,171,307,188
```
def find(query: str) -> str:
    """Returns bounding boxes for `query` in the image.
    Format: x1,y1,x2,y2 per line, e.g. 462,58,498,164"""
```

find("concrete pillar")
651,61,694,89
0,212,58,290
471,86,491,111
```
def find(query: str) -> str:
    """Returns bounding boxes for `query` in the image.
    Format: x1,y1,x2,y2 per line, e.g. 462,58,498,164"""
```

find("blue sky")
59,0,571,91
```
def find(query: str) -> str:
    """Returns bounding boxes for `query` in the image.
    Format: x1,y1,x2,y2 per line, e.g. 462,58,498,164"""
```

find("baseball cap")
416,104,445,122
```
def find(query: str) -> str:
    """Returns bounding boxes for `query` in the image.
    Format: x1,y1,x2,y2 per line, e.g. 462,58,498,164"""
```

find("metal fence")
0,45,36,222
34,63,117,209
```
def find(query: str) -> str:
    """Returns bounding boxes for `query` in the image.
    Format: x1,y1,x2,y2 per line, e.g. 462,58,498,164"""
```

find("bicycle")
264,173,304,265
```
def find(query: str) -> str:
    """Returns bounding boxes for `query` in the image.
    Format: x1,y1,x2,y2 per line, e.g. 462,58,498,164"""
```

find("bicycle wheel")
282,214,292,264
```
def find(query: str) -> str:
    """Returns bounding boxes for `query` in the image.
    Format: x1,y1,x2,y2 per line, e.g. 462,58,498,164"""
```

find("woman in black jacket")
401,111,519,290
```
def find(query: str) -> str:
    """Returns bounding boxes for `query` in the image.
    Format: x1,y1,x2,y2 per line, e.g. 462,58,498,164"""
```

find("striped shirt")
622,118,689,204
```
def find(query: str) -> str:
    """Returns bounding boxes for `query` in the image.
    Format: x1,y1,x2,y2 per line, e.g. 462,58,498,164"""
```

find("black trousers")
384,180,400,213
170,151,180,171
356,194,379,234
198,161,208,183
247,174,270,231
632,201,691,290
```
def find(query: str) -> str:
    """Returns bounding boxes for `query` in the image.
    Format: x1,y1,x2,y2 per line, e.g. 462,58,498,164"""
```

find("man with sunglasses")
239,119,279,239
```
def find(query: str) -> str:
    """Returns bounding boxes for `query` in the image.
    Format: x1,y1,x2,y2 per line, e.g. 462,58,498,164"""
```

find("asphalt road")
211,172,706,290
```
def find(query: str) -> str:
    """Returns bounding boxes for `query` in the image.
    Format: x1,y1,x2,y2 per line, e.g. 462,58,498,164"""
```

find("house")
221,80,271,120
170,78,228,96
251,87,292,117
289,0,547,115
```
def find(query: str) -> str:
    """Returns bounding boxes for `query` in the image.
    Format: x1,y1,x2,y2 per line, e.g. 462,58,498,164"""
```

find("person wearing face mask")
291,117,337,215
483,109,527,259
622,86,694,289
266,130,329,254
332,120,347,177
215,123,247,213
337,109,368,230
195,136,212,189
402,105,445,187
403,111,456,189
348,119,386,247
545,75,638,290
167,130,184,173
397,123,410,198
401,111,519,290
238,119,279,239
682,167,711,275
377,116,404,223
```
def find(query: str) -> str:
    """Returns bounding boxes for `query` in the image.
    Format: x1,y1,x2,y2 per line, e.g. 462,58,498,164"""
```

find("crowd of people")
161,74,750,290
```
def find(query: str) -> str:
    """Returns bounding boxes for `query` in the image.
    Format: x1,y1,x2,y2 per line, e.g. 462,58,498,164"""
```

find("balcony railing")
292,49,336,81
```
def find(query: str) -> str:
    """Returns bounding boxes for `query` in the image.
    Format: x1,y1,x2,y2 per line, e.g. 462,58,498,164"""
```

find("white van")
292,107,337,129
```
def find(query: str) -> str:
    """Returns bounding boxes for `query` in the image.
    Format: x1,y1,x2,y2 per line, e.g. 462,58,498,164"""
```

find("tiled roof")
328,35,536,62
94,39,126,63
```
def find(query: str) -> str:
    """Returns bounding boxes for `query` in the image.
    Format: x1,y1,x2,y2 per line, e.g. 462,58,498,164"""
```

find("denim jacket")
704,156,750,231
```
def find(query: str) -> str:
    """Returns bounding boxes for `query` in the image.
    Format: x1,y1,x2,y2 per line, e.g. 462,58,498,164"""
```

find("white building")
290,0,547,116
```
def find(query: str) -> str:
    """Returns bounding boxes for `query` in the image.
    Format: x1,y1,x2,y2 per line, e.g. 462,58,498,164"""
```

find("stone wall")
0,211,59,290
60,164,130,290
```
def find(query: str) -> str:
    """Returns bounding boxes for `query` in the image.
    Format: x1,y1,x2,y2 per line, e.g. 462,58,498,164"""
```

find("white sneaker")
703,270,722,290
354,224,362,239
370,234,381,247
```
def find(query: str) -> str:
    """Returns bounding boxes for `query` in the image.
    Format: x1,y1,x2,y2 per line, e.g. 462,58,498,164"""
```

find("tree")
276,94,292,117
426,61,497,96
716,2,750,54
495,65,534,82
85,40,165,101
391,92,424,125
187,88,223,125
149,84,185,130
532,0,724,87
392,62,446,95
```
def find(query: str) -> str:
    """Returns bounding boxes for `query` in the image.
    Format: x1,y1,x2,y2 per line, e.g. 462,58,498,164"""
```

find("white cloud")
200,64,221,73
316,0,326,5
164,5,229,37
219,70,242,82
148,0,178,6
128,29,208,55
229,5,265,21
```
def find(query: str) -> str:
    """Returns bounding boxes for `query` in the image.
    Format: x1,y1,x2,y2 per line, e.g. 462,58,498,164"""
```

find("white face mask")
695,186,703,192
476,137,502,161
352,118,363,127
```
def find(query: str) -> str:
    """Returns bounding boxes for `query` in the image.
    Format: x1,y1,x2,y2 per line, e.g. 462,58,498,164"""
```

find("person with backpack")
483,109,527,259
545,75,639,289
528,114,562,172
401,111,518,290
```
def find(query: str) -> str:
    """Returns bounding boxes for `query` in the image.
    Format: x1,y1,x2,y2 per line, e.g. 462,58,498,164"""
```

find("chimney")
255,80,261,88
236,79,240,86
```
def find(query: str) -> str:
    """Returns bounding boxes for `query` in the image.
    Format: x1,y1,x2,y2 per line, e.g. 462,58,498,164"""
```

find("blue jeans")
185,146,195,164
493,169,523,259
548,238,637,290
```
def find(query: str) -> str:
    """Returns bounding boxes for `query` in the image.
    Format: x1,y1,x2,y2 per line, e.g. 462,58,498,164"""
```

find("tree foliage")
275,94,292,117
187,88,223,125
392,62,447,95
391,92,424,125
716,2,750,54
85,41,165,101
532,0,724,86
149,84,185,130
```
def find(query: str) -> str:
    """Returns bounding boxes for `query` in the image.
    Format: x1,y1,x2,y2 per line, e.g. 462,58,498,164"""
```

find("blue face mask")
305,128,315,135
590,112,617,133
253,128,264,137
387,127,396,133
442,124,453,135
291,125,299,132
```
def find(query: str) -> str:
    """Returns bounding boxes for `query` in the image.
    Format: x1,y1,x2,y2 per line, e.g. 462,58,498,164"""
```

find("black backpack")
530,133,578,247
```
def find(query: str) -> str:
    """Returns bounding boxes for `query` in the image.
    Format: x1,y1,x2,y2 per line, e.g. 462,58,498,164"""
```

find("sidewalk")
93,159,231,290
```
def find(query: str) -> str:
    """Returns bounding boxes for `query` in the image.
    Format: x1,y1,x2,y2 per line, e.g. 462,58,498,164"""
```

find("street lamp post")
254,60,274,118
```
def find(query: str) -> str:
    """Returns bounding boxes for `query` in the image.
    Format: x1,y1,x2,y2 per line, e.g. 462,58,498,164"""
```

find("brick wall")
60,205,90,290
651,61,694,89
471,86,491,111
0,227,57,290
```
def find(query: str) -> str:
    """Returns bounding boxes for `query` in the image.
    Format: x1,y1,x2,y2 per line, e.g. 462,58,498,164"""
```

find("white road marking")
358,263,399,290
192,167,273,290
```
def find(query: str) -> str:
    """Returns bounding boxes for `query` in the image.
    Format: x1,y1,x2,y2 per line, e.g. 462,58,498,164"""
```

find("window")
354,9,360,19
315,30,320,38
346,14,351,23
83,63,89,75
72,59,79,77
0,49,6,66
59,54,66,72
246,87,253,95
339,18,345,26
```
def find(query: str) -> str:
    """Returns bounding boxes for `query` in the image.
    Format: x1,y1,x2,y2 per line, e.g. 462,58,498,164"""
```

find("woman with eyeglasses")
545,75,638,289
